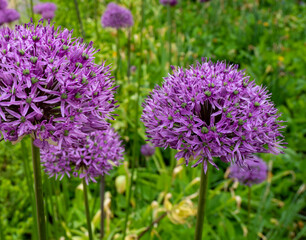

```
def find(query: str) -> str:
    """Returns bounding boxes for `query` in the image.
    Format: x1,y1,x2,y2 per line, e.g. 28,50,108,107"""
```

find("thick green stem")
83,178,93,240
31,139,46,240
100,175,105,239
122,1,145,238
30,0,35,22
127,28,131,83
116,29,121,79
167,4,172,66
248,186,252,226
94,0,99,40
73,0,86,40
194,162,209,240
21,139,38,240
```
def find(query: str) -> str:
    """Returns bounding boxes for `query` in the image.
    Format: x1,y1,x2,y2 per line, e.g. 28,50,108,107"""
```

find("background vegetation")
0,0,305,239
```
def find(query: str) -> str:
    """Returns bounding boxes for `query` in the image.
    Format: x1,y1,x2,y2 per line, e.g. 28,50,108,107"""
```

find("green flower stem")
167,4,172,66
94,0,100,40
116,29,121,79
30,0,35,22
82,178,93,240
74,0,86,40
100,175,105,239
21,139,38,240
127,28,132,83
248,186,252,226
122,1,145,238
194,162,209,240
31,138,46,240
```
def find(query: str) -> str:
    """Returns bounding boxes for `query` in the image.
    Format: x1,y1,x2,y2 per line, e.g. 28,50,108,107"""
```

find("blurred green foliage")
0,0,305,239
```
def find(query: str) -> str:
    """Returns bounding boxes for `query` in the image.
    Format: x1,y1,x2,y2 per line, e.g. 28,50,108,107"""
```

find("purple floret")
229,155,268,186
41,127,124,184
101,3,134,29
160,0,178,6
141,59,285,172
141,144,155,157
0,0,8,10
0,20,118,145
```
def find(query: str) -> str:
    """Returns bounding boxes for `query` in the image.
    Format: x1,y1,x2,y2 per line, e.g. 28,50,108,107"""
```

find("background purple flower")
3,9,20,23
41,10,55,20
0,0,8,10
160,0,178,6
229,155,268,186
34,2,56,14
101,3,134,29
34,2,56,20
141,144,155,157
41,127,124,184
0,21,117,145
141,59,285,172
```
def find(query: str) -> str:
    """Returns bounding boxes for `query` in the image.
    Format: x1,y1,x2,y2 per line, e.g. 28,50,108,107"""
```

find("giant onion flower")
229,155,268,186
0,0,8,10
101,3,134,29
34,2,57,20
41,127,124,183
160,0,178,6
141,59,285,172
0,20,117,145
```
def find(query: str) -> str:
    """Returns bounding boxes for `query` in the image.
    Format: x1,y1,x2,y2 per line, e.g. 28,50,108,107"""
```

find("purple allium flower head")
160,0,178,6
101,3,134,29
141,59,285,173
229,155,268,186
3,9,20,23
41,127,124,184
0,0,8,10
141,144,155,157
200,0,210,3
34,2,57,14
130,65,136,74
0,20,118,145
41,10,55,20
0,11,6,25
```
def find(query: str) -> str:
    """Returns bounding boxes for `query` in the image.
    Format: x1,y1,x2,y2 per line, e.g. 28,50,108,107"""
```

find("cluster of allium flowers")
0,20,117,145
141,59,285,172
41,127,124,183
101,3,134,29
160,0,178,6
0,0,20,25
34,2,57,20
229,155,268,186
141,144,155,157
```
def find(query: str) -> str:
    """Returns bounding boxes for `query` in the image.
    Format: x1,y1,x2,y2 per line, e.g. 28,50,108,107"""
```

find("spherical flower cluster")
41,127,124,183
141,144,155,157
141,59,285,172
0,0,20,25
229,155,268,186
0,20,117,145
101,3,134,29
34,2,57,20
0,0,8,10
160,0,178,6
